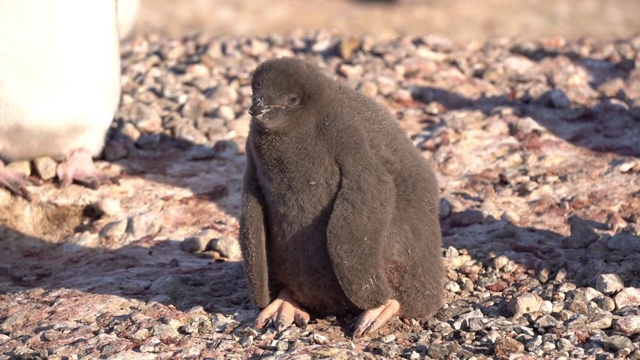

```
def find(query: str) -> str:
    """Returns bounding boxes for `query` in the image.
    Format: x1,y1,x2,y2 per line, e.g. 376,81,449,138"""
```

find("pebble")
99,219,129,242
546,89,572,109
563,215,601,249
449,210,484,227
32,157,58,180
312,333,328,345
607,232,640,252
613,315,640,336
41,329,62,342
128,213,162,239
614,287,640,309
596,273,625,294
93,198,122,217
380,334,396,343
445,281,461,293
209,235,243,259
586,313,613,330
6,160,31,177
180,229,222,253
508,293,543,318
604,335,636,351
495,337,525,354
151,324,180,338
492,255,510,270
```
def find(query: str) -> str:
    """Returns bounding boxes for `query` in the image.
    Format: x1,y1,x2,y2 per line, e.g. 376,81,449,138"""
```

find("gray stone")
99,219,129,242
507,292,543,318
526,335,543,351
603,335,636,351
608,232,640,252
586,313,613,330
556,338,575,351
136,133,161,150
209,235,242,259
563,215,601,249
534,314,559,329
151,324,180,338
595,296,616,311
128,213,161,239
130,103,163,133
613,315,640,336
61,232,100,253
439,198,452,219
449,210,484,227
41,329,62,341
180,232,210,253
596,273,625,294
582,287,603,301
427,343,449,359
547,89,572,109
615,287,640,309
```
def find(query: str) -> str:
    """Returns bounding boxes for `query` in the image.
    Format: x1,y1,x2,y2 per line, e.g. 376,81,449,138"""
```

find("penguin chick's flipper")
239,147,271,308
0,161,32,200
327,126,396,311
353,299,401,338
255,289,311,332
56,148,109,189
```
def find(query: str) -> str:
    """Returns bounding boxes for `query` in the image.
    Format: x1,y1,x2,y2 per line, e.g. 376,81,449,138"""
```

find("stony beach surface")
1,32,640,359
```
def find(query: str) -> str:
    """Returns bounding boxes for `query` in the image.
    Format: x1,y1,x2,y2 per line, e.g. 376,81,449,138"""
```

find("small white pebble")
381,334,396,343
445,281,461,293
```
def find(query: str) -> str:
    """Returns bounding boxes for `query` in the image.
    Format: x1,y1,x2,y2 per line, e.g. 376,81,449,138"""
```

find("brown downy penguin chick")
0,0,122,199
240,57,445,337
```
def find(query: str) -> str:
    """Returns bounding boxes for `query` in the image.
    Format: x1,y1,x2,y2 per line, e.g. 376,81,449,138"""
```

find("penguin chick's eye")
288,95,300,105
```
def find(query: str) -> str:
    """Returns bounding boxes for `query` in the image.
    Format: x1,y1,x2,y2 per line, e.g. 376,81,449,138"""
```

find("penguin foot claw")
353,299,401,338
255,289,310,332
0,161,32,200
57,148,110,189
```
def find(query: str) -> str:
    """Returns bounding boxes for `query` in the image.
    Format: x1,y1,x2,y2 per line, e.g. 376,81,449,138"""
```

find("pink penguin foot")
255,289,311,332
56,148,110,189
0,161,32,200
353,299,401,338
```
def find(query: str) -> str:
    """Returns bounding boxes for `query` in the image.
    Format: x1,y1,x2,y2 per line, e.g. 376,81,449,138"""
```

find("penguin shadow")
413,45,640,158
439,210,640,318
104,121,246,204
0,223,253,318
418,85,639,158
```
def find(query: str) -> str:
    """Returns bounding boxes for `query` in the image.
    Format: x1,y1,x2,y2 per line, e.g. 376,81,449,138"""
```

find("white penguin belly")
0,0,121,161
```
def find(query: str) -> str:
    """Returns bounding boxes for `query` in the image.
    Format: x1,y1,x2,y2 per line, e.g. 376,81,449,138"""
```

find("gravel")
1,31,640,359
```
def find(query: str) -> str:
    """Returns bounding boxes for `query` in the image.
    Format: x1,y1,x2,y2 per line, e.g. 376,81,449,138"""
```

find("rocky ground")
1,32,640,359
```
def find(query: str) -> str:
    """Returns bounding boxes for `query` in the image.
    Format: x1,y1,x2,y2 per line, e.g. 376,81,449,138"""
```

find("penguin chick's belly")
264,172,356,314
0,0,121,160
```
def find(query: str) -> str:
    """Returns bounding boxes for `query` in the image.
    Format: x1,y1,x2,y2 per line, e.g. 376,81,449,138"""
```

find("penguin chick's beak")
249,102,285,120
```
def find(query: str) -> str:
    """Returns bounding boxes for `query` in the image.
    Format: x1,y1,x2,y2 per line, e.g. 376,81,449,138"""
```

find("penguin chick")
240,57,445,337
0,0,121,198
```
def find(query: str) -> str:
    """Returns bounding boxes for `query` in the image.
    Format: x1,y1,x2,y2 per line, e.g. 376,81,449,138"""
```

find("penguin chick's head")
249,57,326,133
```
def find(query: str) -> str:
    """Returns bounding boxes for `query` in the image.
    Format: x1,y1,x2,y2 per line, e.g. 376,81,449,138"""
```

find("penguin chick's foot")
353,299,401,338
56,148,109,189
255,289,311,332
0,161,32,200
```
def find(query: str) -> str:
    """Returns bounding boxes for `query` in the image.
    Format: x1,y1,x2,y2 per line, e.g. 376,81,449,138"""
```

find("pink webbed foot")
255,289,311,332
353,299,401,338
56,148,110,189
0,161,32,200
